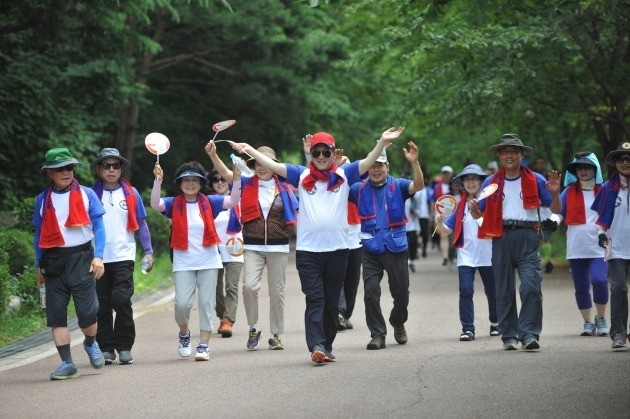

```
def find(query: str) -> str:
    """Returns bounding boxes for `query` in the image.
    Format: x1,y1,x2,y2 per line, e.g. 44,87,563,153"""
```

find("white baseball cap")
441,165,453,173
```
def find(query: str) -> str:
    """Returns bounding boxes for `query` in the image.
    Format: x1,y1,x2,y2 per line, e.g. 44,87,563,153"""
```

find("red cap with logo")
311,132,335,149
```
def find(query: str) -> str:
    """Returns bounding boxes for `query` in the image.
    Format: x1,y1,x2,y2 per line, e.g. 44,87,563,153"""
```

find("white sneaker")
195,344,210,361
178,330,191,357
595,315,609,336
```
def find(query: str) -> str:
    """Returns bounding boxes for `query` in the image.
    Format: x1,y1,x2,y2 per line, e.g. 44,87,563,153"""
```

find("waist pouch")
40,242,92,278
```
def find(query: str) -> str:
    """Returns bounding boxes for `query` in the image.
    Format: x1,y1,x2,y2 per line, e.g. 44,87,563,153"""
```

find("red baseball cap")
311,132,335,149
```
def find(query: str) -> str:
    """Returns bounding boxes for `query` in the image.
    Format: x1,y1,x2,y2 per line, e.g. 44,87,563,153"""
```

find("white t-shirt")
100,187,138,263
445,205,491,267
347,223,362,250
172,202,223,272
38,189,95,247
284,162,361,252
564,190,604,259
405,196,420,233
213,209,245,263
502,178,540,221
608,189,630,259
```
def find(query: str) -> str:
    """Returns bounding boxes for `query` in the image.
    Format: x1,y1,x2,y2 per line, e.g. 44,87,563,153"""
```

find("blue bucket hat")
453,164,488,190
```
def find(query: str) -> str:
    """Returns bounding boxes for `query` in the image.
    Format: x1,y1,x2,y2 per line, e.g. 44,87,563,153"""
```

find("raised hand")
153,163,163,182
403,141,419,163
380,127,405,144
334,148,348,166
205,140,217,157
546,170,562,193
302,134,313,155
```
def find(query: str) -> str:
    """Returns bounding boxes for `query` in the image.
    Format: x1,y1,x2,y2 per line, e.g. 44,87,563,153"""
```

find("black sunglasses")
53,164,75,173
573,164,594,171
101,162,122,170
212,177,227,184
614,154,630,163
312,150,332,158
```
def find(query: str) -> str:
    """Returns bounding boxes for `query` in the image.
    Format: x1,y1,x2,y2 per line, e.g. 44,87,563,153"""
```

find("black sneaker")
459,331,475,341
337,314,347,331
366,337,386,350
522,337,540,350
489,325,501,336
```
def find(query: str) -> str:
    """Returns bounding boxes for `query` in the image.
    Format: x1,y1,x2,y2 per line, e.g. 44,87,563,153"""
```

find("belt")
502,220,538,230
44,242,92,254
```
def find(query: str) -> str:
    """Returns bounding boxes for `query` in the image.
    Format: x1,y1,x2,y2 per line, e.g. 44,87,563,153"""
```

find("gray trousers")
608,259,630,339
491,228,542,342
362,249,410,340
215,261,243,324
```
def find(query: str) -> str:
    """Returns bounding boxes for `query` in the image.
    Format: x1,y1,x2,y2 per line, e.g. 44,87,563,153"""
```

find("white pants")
242,250,288,335
173,269,218,332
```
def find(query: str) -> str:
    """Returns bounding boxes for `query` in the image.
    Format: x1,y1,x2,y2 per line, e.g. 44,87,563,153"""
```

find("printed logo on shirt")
331,186,341,193
615,196,622,208
119,200,128,211
307,185,317,195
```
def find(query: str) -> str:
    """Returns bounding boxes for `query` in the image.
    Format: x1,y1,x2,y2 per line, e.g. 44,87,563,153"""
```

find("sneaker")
460,331,475,341
268,335,284,350
337,314,347,331
595,315,609,336
178,330,191,357
221,321,233,338
503,338,519,350
118,350,133,365
83,340,105,369
394,325,408,344
345,318,354,330
247,329,262,350
489,325,501,336
366,337,386,350
611,333,626,349
195,343,210,361
102,351,116,365
311,344,327,364
581,321,596,336
522,337,540,350
442,258,448,266
50,361,80,381
544,261,554,273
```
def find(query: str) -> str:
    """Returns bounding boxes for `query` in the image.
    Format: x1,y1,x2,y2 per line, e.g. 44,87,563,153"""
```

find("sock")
56,344,73,363
84,335,96,347
200,340,208,346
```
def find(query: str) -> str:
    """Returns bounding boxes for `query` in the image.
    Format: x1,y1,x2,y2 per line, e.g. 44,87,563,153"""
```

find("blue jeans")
458,265,497,333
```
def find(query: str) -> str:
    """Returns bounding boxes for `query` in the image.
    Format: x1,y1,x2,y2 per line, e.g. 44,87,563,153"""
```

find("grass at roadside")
0,253,172,348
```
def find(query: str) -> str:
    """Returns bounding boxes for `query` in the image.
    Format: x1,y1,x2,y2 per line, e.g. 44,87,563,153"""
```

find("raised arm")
223,163,241,209
205,140,235,183
546,170,562,214
151,163,166,212
231,142,287,178
403,141,424,194
358,127,404,175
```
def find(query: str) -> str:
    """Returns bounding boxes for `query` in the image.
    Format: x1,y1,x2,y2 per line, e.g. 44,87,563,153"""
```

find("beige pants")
242,250,288,335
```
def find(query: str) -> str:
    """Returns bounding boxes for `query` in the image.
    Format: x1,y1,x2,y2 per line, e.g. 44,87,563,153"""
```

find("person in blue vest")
348,142,424,350
591,141,630,349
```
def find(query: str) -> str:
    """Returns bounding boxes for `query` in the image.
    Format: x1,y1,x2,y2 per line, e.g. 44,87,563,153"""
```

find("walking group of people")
33,130,630,381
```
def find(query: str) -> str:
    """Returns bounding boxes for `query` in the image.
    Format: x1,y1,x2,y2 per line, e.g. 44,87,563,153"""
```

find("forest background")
0,0,627,342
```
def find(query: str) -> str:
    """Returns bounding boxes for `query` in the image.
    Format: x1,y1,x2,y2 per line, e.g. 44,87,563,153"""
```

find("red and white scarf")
170,193,220,250
301,161,344,192
40,179,90,248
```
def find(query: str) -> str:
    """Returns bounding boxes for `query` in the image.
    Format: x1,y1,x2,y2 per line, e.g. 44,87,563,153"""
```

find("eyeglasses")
101,162,122,170
212,177,227,184
498,148,521,156
52,165,75,173
614,154,630,163
573,164,594,171
311,150,332,159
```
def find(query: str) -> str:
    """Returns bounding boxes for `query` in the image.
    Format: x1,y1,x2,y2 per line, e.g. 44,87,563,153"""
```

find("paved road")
1,248,629,418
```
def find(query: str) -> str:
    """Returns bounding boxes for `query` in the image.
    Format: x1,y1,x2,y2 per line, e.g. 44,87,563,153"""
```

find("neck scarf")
40,179,90,248
357,176,408,227
478,167,539,239
241,176,298,225
565,182,601,225
170,193,220,250
92,179,139,231
452,192,470,248
301,161,344,192
348,202,360,225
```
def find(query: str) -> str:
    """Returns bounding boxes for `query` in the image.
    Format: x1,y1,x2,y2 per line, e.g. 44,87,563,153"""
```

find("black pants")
96,260,135,352
339,246,363,320
419,218,429,257
362,249,410,340
296,249,348,352
406,231,419,261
